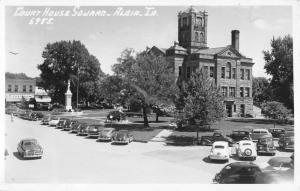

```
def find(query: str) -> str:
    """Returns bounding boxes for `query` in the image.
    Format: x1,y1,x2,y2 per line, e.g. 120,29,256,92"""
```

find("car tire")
252,157,256,161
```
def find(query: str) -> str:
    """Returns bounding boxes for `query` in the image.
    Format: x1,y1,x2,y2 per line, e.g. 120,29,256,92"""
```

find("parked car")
236,140,257,161
256,136,276,156
98,128,116,141
263,157,293,172
77,123,89,135
212,162,286,184
70,122,83,133
227,130,251,142
106,110,126,122
209,141,231,162
56,118,70,129
278,131,294,151
48,116,60,126
213,162,266,184
63,120,78,131
250,129,272,142
87,124,104,138
112,130,134,144
200,132,233,146
41,116,52,125
268,128,285,139
17,138,43,159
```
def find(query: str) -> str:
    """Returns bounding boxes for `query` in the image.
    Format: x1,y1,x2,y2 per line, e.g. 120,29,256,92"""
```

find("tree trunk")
196,128,199,145
156,113,159,122
143,106,149,127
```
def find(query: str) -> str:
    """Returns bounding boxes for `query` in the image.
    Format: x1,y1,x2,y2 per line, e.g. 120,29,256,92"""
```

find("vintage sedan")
98,128,116,141
77,123,89,135
236,140,257,161
49,116,60,126
278,131,294,151
41,116,52,125
17,138,43,159
112,130,134,144
257,136,276,156
56,118,70,129
268,128,285,139
63,120,77,131
209,141,231,162
250,129,272,142
227,130,251,142
213,162,266,184
87,124,104,138
70,122,83,133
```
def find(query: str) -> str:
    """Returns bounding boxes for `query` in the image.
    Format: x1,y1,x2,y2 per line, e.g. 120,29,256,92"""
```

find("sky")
5,6,292,78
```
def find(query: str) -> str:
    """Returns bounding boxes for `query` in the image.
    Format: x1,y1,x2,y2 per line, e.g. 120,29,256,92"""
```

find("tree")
112,48,178,127
263,35,293,110
38,40,105,105
252,77,272,106
261,101,290,128
178,69,225,142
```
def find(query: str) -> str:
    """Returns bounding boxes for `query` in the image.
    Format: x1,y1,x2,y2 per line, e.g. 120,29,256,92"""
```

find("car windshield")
214,145,225,149
103,129,112,133
116,132,127,138
23,140,37,146
259,138,272,143
52,117,58,120
242,143,251,146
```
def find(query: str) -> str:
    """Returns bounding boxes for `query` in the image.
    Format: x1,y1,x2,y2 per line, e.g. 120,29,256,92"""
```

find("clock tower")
178,6,208,53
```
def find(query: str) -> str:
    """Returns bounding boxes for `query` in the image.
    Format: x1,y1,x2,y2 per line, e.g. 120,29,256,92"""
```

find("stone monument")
65,80,73,111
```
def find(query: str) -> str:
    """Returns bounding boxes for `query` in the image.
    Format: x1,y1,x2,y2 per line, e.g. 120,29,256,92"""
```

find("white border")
0,0,299,191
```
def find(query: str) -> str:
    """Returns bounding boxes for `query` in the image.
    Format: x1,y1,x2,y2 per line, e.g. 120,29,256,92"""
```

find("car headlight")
210,151,213,155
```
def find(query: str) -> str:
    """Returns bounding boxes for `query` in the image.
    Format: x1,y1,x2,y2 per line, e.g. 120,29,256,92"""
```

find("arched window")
200,32,204,42
195,32,199,41
226,62,231,79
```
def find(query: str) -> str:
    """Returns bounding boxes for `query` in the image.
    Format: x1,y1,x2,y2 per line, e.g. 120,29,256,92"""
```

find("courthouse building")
5,77,36,103
150,7,254,117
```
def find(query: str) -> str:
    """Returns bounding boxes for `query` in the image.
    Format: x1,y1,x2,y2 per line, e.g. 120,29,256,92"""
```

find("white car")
236,140,257,161
209,141,231,162
48,116,60,126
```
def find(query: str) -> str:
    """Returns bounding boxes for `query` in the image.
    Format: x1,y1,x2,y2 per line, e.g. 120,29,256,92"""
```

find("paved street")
5,115,292,183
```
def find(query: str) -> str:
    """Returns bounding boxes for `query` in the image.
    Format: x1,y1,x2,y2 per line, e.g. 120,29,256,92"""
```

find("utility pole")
76,61,79,109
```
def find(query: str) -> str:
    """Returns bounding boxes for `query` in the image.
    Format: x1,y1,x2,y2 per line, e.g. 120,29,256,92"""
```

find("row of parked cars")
41,116,134,144
202,127,294,163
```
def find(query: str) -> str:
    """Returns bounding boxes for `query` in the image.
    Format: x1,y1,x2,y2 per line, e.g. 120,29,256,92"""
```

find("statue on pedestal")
65,80,73,111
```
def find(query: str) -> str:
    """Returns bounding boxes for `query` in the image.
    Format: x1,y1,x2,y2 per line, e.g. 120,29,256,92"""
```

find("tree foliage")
263,35,293,109
178,69,225,126
38,40,105,105
261,101,290,127
252,77,272,106
112,48,178,127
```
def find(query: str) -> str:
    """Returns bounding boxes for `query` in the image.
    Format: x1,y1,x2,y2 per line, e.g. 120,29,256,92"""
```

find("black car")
63,120,78,131
227,130,251,142
278,131,294,151
87,124,104,138
77,123,89,135
70,122,84,133
268,128,285,138
212,162,282,184
256,136,276,156
56,118,70,129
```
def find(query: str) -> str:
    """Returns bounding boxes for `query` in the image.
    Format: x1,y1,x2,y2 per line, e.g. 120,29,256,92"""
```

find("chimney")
231,30,240,52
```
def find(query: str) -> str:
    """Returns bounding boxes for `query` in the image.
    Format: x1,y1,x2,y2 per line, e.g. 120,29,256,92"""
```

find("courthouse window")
179,66,182,76
245,87,250,97
29,85,33,92
221,67,225,78
8,85,12,92
14,85,18,92
240,69,244,80
232,68,236,79
222,87,228,97
203,66,208,76
210,67,214,77
240,87,244,97
186,67,191,79
23,85,26,92
226,63,231,79
246,69,250,80
229,87,236,97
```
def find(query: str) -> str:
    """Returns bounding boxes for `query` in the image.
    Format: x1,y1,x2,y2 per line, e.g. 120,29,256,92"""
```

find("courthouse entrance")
225,101,233,117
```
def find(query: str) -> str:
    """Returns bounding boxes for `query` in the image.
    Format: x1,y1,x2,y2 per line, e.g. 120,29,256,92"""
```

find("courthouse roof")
195,47,227,55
